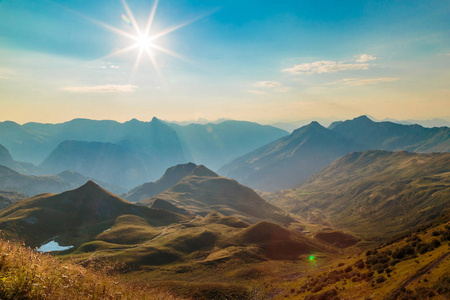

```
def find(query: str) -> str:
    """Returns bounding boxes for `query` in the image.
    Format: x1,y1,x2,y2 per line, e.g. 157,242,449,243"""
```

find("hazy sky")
0,0,449,124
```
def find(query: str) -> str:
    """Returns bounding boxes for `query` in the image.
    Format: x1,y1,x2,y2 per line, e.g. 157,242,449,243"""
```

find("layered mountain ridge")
220,116,450,191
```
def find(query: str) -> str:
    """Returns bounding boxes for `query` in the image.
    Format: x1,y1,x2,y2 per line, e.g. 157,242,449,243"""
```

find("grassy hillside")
268,150,450,238
0,181,188,248
142,165,294,225
0,190,28,209
271,213,450,299
0,238,183,300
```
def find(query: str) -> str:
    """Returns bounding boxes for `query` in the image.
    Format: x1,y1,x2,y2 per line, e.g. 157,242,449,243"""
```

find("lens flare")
121,14,132,26
309,255,315,261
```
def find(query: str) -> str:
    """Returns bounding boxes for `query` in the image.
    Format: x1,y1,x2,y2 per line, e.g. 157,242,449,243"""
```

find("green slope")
268,150,450,238
142,165,294,225
0,181,188,248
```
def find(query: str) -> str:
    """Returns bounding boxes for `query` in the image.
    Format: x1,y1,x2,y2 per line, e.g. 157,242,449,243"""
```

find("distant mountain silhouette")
0,181,188,248
220,116,450,192
168,120,288,170
329,115,450,152
39,141,148,188
0,144,38,174
219,121,365,192
142,165,294,225
0,118,287,184
125,162,197,202
0,165,125,197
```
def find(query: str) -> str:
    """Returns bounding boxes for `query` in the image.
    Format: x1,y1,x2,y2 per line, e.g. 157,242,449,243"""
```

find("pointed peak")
162,162,197,177
292,121,326,135
151,116,160,122
76,180,110,194
353,115,373,123
307,121,322,127
81,180,101,189
188,165,219,178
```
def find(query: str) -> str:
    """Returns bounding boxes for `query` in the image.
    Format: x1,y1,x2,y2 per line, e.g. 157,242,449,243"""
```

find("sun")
134,35,154,51
92,0,208,79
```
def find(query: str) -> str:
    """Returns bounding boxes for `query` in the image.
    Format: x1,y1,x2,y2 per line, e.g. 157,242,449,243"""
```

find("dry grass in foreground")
0,238,185,300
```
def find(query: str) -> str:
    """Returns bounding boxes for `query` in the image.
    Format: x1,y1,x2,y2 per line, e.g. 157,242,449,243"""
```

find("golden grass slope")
271,213,450,300
70,211,331,269
0,181,188,248
268,150,450,238
0,238,185,300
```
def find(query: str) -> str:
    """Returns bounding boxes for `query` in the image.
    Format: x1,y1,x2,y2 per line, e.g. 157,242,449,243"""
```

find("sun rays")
51,0,210,81
98,0,190,80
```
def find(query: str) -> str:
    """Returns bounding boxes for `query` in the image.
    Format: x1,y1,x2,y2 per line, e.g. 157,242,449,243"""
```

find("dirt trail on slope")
403,251,450,287
387,251,450,298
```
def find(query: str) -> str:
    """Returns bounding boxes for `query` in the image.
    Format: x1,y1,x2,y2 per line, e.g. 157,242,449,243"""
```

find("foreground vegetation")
274,213,450,299
0,238,183,300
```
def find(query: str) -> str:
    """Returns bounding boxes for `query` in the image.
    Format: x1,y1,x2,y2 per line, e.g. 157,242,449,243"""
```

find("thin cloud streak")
283,54,377,74
283,60,369,74
255,81,281,88
341,78,399,86
61,84,138,93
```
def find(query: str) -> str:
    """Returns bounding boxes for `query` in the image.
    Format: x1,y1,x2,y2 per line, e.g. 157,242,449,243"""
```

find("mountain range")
221,116,450,191
0,164,125,197
0,118,287,188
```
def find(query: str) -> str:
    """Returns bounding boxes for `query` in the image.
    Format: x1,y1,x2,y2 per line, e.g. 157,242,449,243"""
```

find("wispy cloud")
61,84,138,93
283,54,377,74
353,54,377,63
255,81,281,88
283,60,369,74
341,77,398,86
247,90,266,95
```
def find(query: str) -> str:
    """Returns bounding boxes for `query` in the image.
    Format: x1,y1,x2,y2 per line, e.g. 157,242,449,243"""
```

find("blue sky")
0,0,449,123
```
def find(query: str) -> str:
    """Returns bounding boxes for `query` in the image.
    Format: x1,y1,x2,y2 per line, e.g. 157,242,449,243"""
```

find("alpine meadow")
0,0,449,299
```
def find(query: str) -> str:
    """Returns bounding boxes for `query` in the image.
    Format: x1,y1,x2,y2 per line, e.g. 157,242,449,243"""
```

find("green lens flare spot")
309,255,315,261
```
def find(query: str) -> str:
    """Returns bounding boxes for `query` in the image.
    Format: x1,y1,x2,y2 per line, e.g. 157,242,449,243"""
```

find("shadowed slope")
169,120,288,170
0,181,188,248
219,121,365,192
39,141,148,188
125,162,197,202
142,165,294,225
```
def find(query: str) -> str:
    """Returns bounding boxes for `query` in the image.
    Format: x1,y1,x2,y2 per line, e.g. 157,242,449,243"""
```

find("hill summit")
125,162,198,202
142,164,294,225
0,180,187,248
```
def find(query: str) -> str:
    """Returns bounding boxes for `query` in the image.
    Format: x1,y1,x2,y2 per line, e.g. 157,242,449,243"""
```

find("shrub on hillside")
392,245,415,259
